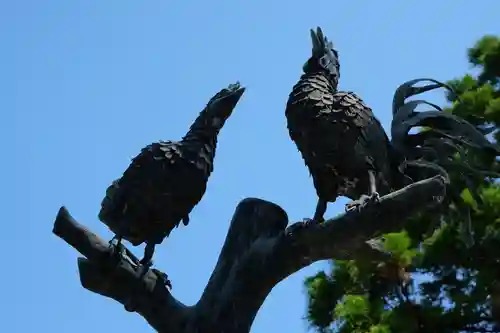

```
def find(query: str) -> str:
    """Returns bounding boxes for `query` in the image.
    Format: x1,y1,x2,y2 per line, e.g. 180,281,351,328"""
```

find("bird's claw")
286,217,320,235
108,238,127,265
345,192,380,213
303,217,316,224
302,216,325,225
152,268,173,290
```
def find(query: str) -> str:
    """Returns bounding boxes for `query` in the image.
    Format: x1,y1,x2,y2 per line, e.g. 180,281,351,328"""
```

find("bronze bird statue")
286,27,500,237
285,27,399,223
98,82,245,284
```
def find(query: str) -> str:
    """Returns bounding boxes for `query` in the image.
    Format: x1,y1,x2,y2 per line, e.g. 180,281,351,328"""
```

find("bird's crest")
303,27,340,87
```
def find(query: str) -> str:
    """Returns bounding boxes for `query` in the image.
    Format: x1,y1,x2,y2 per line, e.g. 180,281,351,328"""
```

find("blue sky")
3,1,500,332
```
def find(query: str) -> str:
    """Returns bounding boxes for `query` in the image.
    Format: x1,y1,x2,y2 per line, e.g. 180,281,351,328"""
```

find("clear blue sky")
3,1,500,332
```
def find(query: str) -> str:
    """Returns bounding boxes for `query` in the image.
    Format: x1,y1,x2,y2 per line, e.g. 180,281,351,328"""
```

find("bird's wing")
331,91,393,177
286,74,336,162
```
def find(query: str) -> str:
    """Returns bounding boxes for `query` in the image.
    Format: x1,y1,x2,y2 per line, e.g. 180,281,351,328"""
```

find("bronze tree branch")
53,175,445,333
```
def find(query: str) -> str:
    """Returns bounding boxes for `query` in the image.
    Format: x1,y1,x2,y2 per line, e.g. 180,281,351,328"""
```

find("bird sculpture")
286,27,500,234
286,28,500,309
98,82,245,284
285,27,400,223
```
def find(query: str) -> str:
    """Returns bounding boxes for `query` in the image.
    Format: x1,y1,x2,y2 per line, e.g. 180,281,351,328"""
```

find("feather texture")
98,83,245,247
391,78,500,246
286,72,395,202
287,27,500,235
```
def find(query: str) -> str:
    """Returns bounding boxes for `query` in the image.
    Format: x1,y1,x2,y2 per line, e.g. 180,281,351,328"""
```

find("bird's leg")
301,198,327,225
312,198,328,223
289,198,328,235
137,242,156,279
136,242,172,288
345,170,380,212
182,215,190,226
368,170,379,199
313,198,327,223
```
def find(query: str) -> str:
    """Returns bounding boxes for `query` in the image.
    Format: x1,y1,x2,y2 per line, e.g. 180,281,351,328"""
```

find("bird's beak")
220,86,246,112
229,86,245,102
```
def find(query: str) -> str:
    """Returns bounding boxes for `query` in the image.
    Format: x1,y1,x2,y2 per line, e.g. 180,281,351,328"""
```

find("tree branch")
199,198,288,305
53,175,446,333
284,175,447,265
52,207,191,332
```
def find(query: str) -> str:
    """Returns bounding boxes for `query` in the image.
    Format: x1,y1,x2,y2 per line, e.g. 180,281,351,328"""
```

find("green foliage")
381,232,419,267
305,35,500,332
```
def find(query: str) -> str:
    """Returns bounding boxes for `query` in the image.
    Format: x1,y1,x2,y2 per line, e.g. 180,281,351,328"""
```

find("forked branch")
53,175,446,333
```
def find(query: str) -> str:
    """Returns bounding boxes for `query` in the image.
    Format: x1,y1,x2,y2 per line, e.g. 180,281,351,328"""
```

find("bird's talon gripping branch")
152,268,172,289
303,217,322,225
345,192,380,213
286,219,313,236
309,217,325,224
370,191,381,203
108,236,127,265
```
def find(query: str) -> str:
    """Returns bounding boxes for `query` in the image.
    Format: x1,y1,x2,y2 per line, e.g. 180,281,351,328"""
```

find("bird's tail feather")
389,78,500,247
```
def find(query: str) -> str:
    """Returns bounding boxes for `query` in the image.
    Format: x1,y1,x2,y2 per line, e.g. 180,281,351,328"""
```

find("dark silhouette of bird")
98,82,245,283
285,27,400,223
285,27,500,326
286,27,500,231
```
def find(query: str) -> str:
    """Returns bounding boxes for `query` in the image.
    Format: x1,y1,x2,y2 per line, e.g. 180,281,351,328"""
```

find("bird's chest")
128,142,211,200
302,114,362,162
287,78,335,112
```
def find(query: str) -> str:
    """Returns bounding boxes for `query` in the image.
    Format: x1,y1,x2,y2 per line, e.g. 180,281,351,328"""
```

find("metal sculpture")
98,82,245,284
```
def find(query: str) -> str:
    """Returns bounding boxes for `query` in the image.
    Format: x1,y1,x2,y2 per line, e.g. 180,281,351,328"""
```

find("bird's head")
303,27,340,87
204,82,246,129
